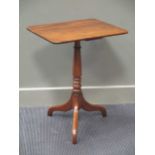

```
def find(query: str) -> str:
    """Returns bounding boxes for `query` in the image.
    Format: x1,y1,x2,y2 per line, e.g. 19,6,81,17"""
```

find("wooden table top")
27,19,128,44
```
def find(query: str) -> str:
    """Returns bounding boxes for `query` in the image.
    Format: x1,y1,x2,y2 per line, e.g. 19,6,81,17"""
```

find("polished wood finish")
27,19,128,44
47,41,107,144
27,19,128,144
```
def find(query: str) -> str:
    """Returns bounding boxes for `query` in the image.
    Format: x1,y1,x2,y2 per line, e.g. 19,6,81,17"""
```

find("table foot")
72,102,79,144
48,101,72,116
82,100,107,117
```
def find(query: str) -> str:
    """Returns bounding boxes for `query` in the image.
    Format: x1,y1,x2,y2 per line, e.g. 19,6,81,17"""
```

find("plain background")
19,0,134,106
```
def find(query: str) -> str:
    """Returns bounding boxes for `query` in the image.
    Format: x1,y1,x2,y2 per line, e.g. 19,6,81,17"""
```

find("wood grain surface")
27,19,128,44
28,19,127,144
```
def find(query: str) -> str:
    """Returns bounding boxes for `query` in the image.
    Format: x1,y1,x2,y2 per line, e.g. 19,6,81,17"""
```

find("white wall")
20,0,135,106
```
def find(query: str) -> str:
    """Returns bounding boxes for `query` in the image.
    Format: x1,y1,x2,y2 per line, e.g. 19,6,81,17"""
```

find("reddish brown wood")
27,19,128,44
47,101,72,116
48,41,107,144
28,19,128,144
72,96,79,144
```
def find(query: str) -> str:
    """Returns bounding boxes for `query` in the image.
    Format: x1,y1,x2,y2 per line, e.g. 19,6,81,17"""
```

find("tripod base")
48,41,106,144
48,91,107,144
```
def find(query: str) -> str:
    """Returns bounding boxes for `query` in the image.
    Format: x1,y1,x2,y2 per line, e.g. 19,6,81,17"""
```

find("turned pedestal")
27,19,128,144
48,41,106,144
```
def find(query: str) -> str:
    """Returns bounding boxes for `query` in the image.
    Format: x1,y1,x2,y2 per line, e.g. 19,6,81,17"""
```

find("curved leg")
82,100,107,117
72,103,79,144
48,101,72,116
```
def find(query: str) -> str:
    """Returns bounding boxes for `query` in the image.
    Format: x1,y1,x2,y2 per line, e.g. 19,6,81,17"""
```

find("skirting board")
19,85,135,107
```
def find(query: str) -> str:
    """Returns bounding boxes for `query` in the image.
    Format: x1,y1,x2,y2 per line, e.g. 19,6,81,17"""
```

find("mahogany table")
27,19,128,144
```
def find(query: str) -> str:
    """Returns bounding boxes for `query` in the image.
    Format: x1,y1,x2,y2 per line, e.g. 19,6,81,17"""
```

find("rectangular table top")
27,19,128,44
